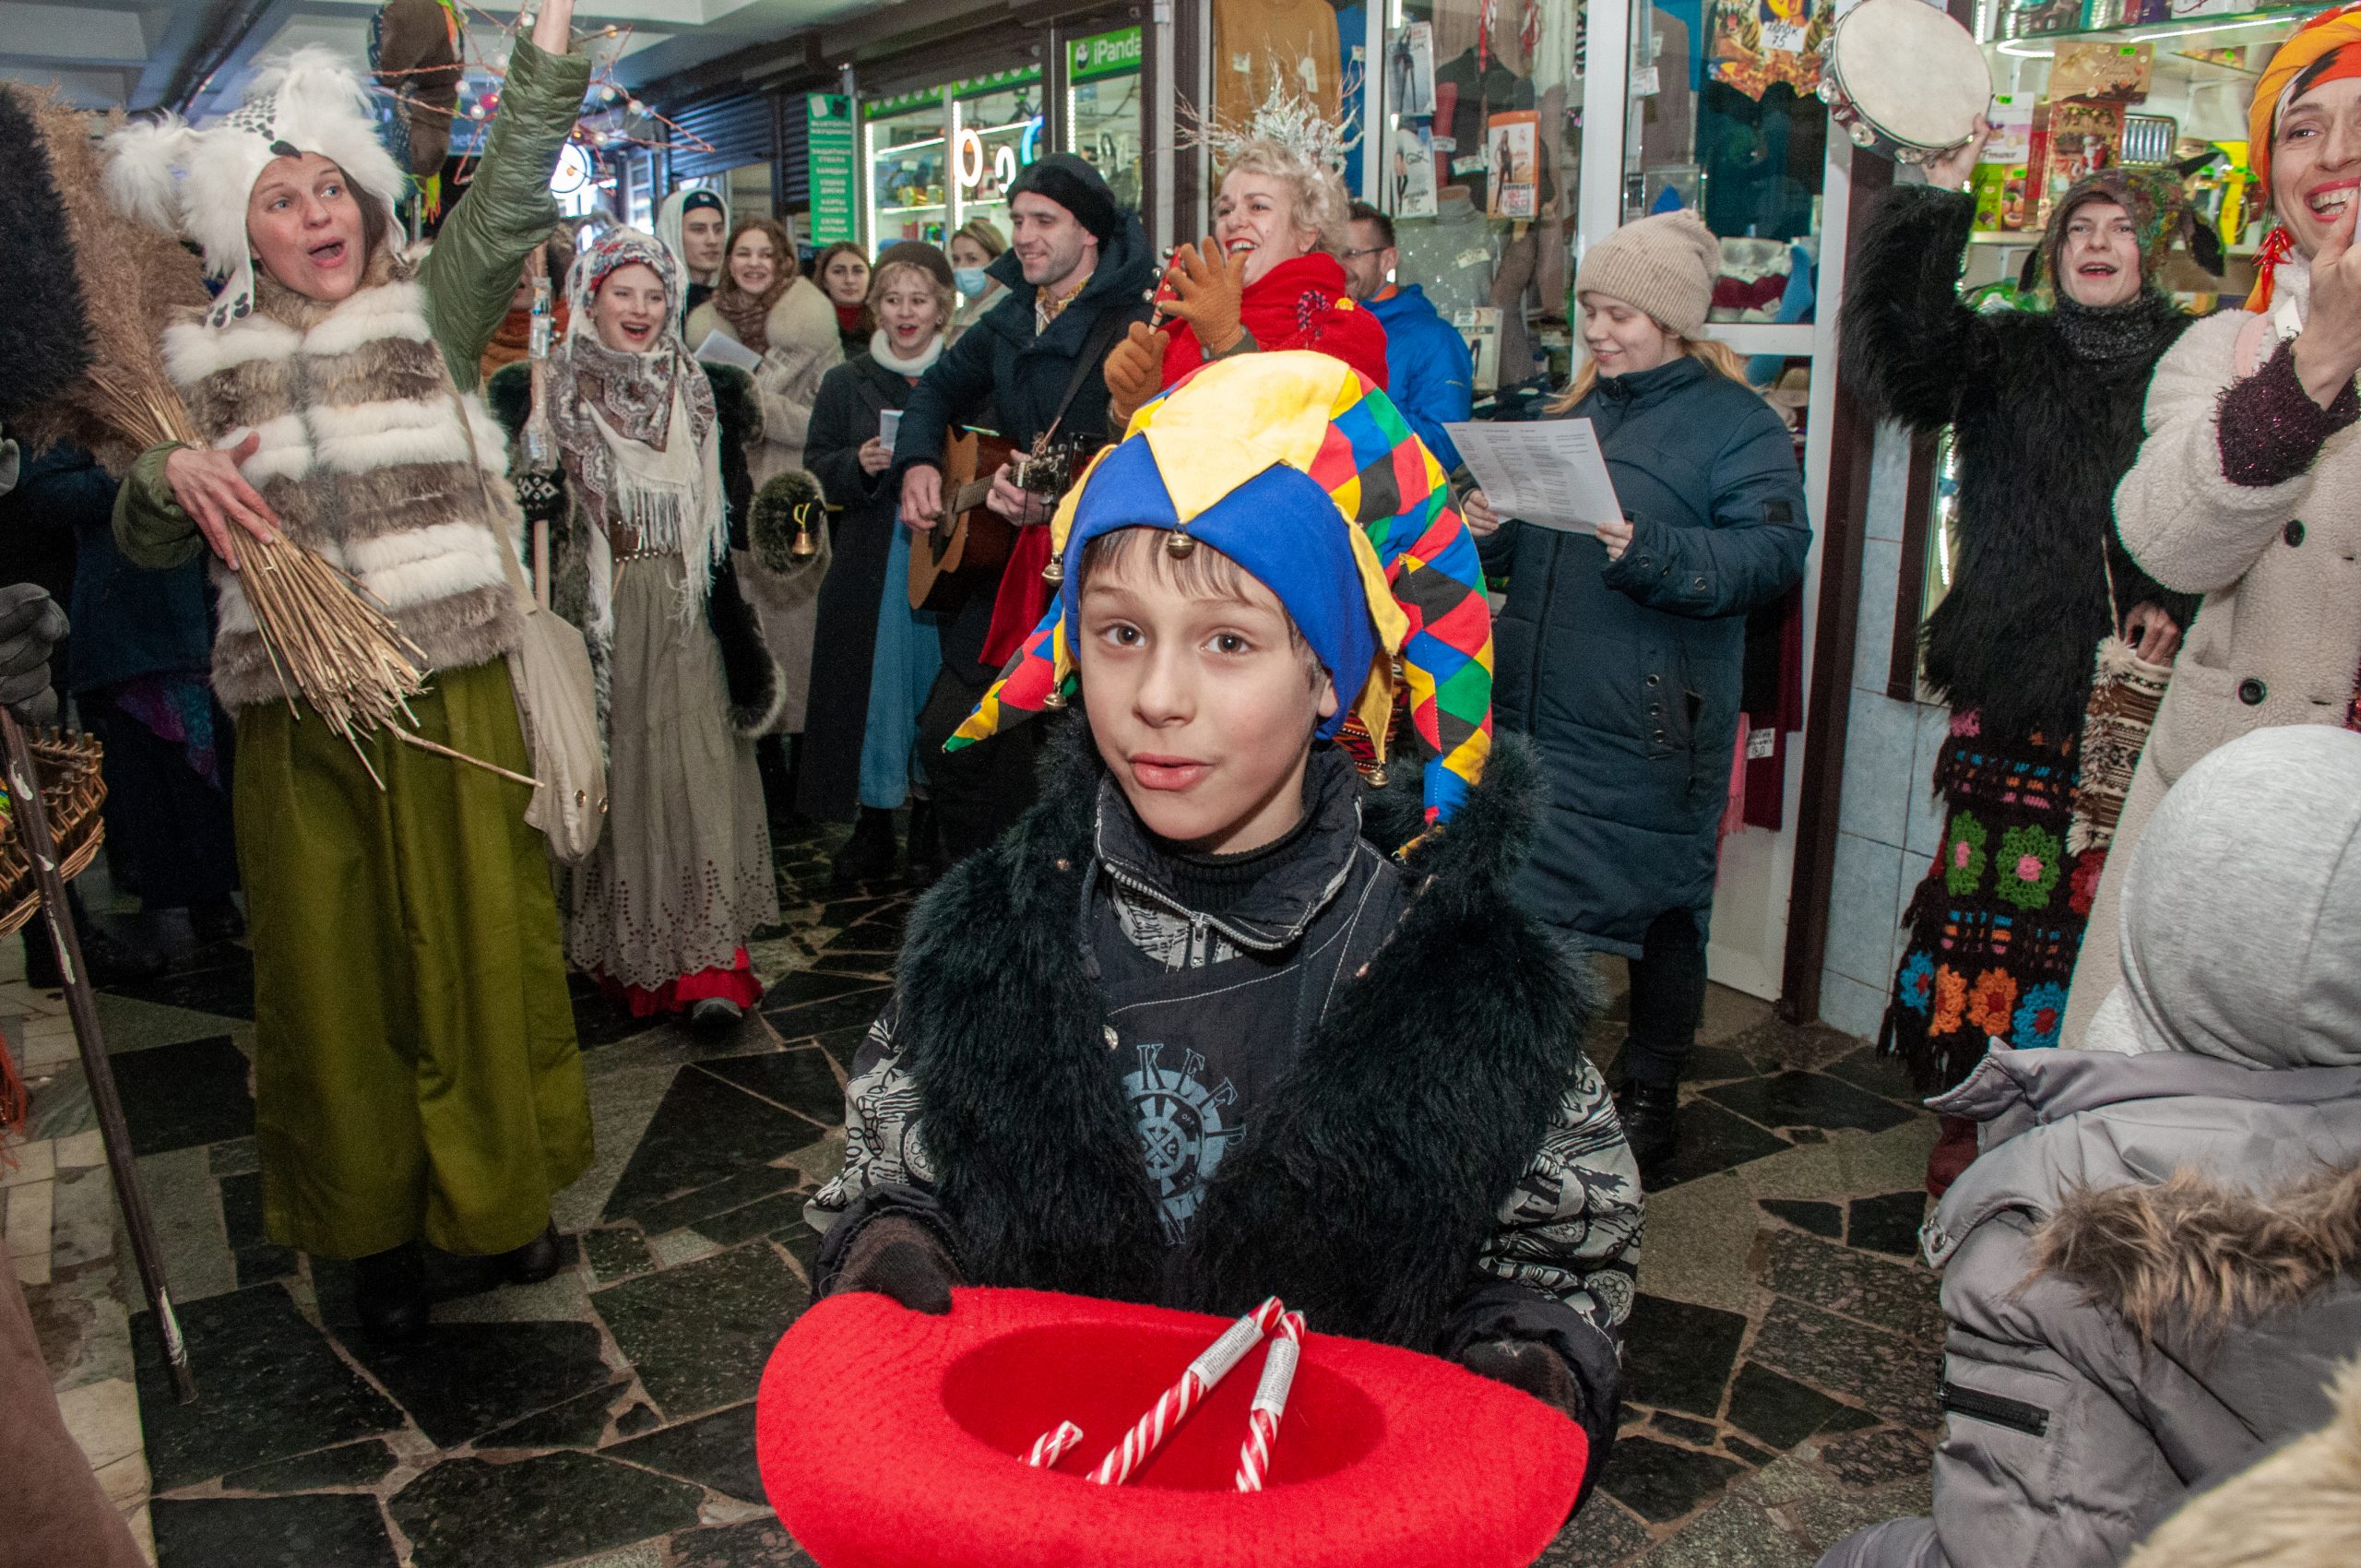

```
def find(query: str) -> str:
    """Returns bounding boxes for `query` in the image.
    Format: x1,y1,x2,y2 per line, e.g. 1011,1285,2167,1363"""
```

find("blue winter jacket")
1479,356,1809,954
1366,286,1473,470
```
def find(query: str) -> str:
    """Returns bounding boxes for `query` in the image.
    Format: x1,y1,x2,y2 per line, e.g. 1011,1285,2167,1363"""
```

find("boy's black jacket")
892,719,1602,1348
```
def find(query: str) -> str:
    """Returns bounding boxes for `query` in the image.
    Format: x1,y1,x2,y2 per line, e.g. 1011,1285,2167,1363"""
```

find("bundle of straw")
0,85,532,790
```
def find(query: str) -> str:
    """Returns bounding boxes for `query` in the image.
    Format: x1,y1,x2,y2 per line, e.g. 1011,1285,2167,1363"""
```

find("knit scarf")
2053,291,2183,369
713,272,791,355
869,327,944,378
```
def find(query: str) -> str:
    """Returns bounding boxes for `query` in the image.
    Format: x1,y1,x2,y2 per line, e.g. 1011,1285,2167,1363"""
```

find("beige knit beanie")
1574,209,1721,339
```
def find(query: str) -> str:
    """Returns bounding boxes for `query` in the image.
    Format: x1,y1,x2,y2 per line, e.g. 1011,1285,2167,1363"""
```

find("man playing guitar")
891,154,1154,862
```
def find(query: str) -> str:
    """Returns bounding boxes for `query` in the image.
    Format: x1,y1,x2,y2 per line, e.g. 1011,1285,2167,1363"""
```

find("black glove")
831,1214,960,1315
0,583,66,724
1460,1337,1585,1425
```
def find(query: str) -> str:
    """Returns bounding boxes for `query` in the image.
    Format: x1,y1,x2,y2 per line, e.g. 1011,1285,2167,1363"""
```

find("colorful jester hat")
948,350,1495,825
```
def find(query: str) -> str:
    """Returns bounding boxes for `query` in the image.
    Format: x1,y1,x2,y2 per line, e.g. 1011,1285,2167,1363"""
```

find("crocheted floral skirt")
1880,715,2102,1094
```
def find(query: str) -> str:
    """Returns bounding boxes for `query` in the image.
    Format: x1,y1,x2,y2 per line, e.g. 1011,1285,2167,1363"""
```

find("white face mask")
953,267,990,300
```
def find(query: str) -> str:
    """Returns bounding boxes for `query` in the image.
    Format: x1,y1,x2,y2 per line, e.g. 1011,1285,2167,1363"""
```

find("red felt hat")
757,1287,1589,1568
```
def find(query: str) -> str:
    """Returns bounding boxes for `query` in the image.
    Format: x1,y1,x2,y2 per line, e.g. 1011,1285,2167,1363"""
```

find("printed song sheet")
1443,420,1623,534
692,330,764,372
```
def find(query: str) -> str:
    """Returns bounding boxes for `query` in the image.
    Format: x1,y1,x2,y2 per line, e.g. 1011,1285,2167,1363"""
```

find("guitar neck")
944,478,997,517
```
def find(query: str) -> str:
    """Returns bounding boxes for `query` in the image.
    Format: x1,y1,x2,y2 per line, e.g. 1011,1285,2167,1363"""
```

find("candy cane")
1025,1420,1085,1468
1088,1297,1287,1486
1233,1312,1306,1492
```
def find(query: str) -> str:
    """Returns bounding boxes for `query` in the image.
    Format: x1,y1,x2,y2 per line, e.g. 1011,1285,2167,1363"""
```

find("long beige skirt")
564,556,778,992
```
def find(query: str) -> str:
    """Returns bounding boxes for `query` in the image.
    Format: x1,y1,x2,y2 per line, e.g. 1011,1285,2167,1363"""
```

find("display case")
860,69,1046,251
1957,4,2319,303
866,89,953,247
1065,24,1144,209
1374,0,1590,396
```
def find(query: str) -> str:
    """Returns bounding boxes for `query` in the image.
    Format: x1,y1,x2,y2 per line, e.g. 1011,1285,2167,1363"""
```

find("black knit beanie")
1005,153,1121,244
874,239,955,291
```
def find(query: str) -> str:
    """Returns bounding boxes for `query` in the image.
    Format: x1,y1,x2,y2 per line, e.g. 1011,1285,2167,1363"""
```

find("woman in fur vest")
1819,726,2361,1568
106,6,591,1338
526,229,785,1029
1464,209,1811,1179
1845,141,2204,1168
2064,4,2361,1049
684,215,842,482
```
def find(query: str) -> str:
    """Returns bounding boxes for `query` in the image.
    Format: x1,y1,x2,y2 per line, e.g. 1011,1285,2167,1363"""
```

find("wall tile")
1820,968,1890,1043
1905,704,1954,858
1862,422,1916,543
1851,538,1904,695
1892,851,1933,979
1837,694,1917,851
1825,832,1904,990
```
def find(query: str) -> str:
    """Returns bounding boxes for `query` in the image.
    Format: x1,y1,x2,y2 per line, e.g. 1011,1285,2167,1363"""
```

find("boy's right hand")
830,1215,959,1314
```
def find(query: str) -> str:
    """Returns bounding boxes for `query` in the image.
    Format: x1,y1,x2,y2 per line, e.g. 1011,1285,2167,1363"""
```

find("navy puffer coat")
1481,355,1809,955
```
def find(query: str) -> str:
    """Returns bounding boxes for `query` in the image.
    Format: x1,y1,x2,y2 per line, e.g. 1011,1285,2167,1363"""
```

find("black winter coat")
1841,186,2200,742
1481,358,1810,954
889,220,1155,671
799,353,924,821
487,361,782,732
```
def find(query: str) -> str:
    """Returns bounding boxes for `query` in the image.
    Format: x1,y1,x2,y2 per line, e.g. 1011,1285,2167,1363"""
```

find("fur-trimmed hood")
894,718,1601,1348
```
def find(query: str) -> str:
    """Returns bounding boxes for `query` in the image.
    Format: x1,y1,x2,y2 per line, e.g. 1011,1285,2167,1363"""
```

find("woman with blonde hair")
1463,208,1811,1177
1102,122,1388,422
946,215,1007,342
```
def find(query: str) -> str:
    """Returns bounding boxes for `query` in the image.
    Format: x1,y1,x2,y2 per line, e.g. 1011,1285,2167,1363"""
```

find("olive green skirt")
237,659,591,1259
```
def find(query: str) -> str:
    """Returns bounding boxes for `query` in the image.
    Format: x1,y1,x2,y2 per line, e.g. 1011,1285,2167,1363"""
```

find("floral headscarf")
2028,168,2204,306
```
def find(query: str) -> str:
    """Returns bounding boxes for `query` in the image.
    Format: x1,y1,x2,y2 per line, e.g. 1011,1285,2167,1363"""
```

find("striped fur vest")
163,248,523,711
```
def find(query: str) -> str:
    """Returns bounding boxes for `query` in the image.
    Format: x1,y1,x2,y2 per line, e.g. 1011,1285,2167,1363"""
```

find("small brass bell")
788,502,820,561
1041,553,1064,585
1042,683,1070,710
1164,527,1197,559
1367,764,1390,788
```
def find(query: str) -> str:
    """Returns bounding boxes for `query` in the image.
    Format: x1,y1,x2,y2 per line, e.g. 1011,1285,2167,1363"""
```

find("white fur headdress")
104,47,406,327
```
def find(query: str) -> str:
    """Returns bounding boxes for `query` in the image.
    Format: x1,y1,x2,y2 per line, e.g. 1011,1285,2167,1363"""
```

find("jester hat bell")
949,350,1495,825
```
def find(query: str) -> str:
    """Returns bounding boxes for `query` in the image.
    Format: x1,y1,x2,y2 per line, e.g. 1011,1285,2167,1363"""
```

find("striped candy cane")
1025,1420,1085,1468
1233,1311,1306,1492
1088,1297,1287,1486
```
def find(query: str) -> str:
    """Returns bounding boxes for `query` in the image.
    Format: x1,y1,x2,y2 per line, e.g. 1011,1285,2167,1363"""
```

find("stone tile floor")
6,816,1944,1567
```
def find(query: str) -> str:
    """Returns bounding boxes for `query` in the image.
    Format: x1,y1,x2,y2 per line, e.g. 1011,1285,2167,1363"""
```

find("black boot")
904,799,943,889
1613,1079,1681,1179
832,806,898,885
500,1222,564,1286
354,1242,430,1342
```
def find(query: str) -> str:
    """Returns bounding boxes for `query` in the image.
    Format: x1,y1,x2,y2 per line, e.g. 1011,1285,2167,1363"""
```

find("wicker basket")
0,729,107,939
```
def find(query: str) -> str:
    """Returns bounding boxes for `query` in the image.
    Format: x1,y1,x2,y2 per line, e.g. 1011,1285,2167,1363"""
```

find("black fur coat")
487,360,782,733
885,724,1606,1342
1841,186,2201,743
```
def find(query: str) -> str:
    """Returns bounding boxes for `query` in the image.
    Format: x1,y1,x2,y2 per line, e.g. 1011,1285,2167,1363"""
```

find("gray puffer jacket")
1821,1050,2361,1568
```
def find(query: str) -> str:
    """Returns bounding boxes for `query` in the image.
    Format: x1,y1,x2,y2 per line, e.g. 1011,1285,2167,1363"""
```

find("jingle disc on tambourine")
756,1287,1589,1568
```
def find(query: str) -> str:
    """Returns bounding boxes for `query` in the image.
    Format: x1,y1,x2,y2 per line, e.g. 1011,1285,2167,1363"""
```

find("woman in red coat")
1104,139,1389,422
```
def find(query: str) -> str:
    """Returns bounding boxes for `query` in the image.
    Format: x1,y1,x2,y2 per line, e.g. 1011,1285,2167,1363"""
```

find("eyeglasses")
1337,246,1389,260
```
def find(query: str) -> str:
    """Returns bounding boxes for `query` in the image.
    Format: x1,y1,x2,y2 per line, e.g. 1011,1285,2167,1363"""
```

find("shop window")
1067,24,1144,210
1379,0,1588,397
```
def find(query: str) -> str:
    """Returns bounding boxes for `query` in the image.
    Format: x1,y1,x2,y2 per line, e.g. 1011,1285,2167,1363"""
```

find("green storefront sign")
1068,26,1142,84
806,94,857,246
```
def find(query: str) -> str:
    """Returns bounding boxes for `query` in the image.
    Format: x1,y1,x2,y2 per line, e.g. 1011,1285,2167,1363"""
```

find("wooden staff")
0,708,196,1402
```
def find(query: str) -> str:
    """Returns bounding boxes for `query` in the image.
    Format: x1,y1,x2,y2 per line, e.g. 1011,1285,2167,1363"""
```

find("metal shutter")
669,92,776,178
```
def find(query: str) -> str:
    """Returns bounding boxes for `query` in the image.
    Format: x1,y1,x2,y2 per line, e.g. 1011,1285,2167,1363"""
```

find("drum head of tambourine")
756,1286,1590,1568
1833,0,1993,152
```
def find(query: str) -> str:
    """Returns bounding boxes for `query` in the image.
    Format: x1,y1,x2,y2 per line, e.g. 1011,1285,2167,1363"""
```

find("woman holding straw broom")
102,0,595,1339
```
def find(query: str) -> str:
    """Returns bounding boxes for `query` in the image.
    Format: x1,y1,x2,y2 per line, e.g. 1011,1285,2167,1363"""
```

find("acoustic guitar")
906,430,1087,613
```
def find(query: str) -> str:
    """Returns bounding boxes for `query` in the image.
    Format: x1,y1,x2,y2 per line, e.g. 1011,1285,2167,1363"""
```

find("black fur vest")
894,723,1600,1350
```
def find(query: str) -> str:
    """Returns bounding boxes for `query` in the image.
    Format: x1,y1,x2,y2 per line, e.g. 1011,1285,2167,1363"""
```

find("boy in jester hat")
807,351,1642,1469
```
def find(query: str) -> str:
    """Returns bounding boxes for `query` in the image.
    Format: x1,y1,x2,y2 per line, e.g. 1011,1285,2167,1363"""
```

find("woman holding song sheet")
1463,209,1809,1179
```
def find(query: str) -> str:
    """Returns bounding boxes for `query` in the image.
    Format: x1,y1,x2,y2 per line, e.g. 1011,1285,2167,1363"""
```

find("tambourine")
1820,0,1994,165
